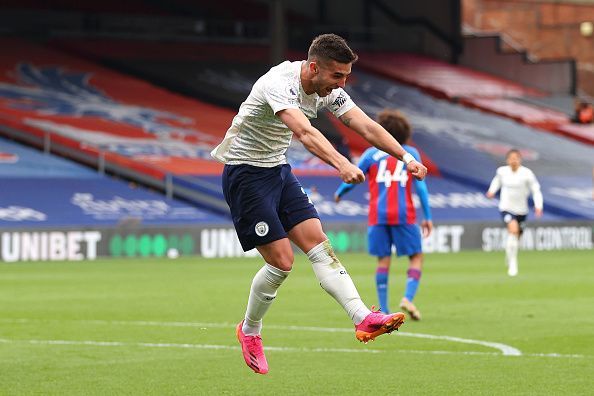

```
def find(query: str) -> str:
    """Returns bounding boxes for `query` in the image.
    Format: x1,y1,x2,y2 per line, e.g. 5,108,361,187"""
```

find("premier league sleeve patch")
265,80,300,113
285,83,299,105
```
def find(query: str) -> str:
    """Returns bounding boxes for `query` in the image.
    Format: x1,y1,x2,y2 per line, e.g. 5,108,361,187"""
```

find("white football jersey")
210,60,356,167
487,165,543,215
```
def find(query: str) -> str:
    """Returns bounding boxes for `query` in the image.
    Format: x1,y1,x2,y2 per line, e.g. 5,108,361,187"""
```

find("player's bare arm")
339,106,427,180
421,220,434,238
277,108,364,184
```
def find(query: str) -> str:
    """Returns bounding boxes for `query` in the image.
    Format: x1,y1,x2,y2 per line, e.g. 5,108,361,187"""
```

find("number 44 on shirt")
376,159,408,188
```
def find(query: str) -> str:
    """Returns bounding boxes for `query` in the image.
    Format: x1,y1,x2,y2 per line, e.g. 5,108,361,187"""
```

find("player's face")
506,152,522,169
311,59,352,97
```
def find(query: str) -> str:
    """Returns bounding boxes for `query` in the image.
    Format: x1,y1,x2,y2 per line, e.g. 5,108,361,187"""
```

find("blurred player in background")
486,149,543,276
335,109,432,320
211,34,427,374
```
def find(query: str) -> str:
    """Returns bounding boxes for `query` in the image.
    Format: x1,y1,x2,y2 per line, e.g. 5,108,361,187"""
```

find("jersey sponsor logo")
331,93,347,109
255,221,269,237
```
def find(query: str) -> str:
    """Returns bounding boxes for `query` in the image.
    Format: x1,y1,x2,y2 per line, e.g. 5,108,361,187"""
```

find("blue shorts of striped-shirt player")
222,164,319,252
368,224,423,257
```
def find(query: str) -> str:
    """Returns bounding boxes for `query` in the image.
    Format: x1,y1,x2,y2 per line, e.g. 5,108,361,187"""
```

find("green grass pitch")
1,250,593,395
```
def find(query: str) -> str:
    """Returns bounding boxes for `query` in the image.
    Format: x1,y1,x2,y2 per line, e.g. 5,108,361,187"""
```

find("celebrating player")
211,34,427,374
486,149,543,276
335,109,432,320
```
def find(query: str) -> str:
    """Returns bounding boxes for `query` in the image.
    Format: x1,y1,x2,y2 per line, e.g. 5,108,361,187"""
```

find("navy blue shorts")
368,224,422,257
500,211,527,233
222,164,319,251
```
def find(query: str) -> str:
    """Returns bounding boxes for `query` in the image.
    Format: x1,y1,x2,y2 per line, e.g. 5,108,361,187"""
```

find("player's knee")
409,253,423,269
508,221,519,233
377,256,391,269
305,233,328,250
268,251,294,271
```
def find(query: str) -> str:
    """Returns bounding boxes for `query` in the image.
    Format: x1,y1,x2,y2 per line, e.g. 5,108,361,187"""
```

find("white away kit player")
486,149,543,276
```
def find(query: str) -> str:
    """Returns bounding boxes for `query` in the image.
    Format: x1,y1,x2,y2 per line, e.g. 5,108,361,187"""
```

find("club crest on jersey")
255,221,269,237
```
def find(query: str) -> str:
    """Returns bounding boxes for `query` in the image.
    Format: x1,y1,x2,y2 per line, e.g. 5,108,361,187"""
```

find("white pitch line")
0,318,522,356
0,338,587,359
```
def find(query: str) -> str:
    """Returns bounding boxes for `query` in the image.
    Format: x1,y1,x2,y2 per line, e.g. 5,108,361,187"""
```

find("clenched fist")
339,163,365,184
407,160,427,180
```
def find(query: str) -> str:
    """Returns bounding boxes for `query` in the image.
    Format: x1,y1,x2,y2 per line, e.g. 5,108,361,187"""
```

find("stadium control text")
482,226,593,251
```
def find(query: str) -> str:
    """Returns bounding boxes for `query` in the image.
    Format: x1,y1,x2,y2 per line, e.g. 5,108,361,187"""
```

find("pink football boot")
355,308,406,343
236,321,269,374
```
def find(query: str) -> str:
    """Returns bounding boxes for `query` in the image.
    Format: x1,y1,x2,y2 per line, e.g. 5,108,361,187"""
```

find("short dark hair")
506,148,521,158
307,34,358,64
377,109,411,143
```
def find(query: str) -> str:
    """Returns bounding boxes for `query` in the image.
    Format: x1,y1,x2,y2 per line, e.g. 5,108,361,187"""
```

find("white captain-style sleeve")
262,77,300,114
487,167,503,194
527,168,543,210
325,88,356,118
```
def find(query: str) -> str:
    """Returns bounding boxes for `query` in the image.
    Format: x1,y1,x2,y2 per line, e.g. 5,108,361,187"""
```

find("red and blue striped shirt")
335,145,431,226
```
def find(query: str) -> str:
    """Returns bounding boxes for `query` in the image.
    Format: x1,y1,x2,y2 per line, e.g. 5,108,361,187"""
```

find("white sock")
307,240,371,325
506,234,519,275
242,263,290,336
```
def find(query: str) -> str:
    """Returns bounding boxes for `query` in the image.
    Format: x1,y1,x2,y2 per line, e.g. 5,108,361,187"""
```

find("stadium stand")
459,34,576,96
343,69,594,220
0,38,358,217
357,52,543,99
3,36,590,222
51,36,594,147
0,136,226,228
457,98,570,130
46,39,357,159
356,52,594,146
0,38,245,215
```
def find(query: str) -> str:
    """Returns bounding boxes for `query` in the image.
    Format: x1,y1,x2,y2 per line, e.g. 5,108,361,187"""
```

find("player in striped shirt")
335,109,433,320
